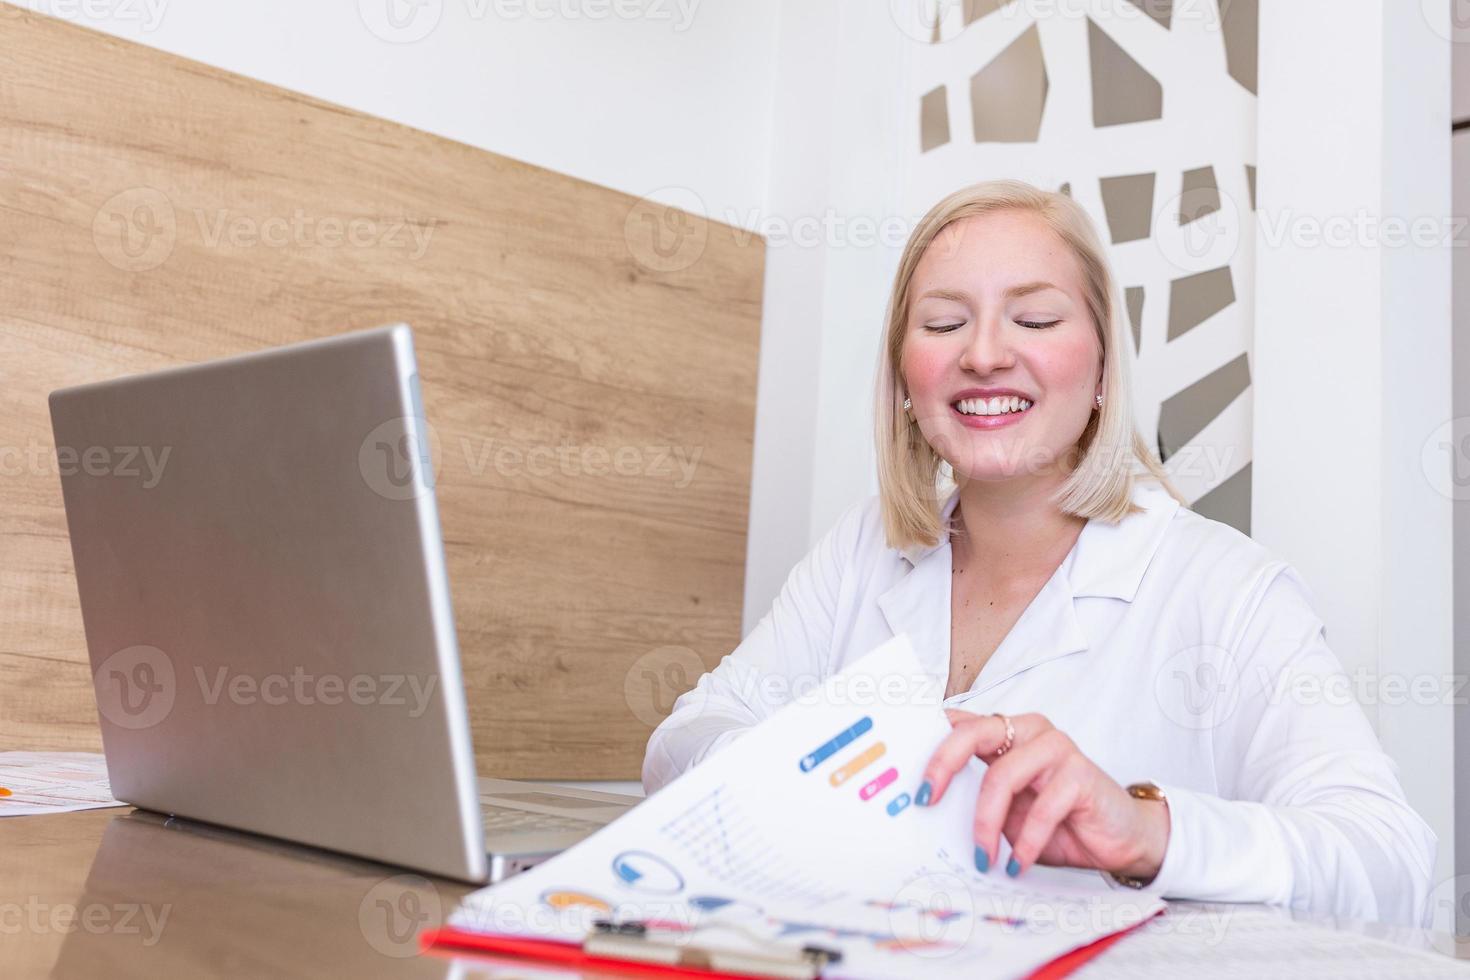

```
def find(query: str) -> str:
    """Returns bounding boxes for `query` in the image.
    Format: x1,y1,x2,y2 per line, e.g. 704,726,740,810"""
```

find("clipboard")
421,908,1162,979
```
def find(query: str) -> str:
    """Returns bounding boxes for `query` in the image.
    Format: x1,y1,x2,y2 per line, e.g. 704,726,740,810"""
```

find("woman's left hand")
918,710,1170,879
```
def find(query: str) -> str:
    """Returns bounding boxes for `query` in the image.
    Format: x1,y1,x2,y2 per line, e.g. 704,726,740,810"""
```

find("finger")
922,712,1052,806
972,729,1075,870
1005,766,1085,875
920,713,1003,805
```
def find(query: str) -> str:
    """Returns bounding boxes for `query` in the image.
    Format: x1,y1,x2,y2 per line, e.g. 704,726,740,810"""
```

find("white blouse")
643,480,1436,926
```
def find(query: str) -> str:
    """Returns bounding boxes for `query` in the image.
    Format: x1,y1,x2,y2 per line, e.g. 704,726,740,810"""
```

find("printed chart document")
0,751,124,817
445,636,1164,979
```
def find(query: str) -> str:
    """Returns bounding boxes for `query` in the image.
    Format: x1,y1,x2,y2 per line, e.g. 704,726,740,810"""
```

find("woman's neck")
950,475,1086,575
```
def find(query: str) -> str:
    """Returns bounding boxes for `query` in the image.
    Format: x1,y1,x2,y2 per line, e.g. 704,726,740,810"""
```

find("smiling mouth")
952,395,1032,417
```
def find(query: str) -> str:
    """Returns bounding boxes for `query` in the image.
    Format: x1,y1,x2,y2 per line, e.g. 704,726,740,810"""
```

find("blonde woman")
642,180,1434,926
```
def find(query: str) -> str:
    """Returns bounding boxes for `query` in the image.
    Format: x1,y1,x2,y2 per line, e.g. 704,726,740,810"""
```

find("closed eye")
1017,319,1060,329
925,322,965,333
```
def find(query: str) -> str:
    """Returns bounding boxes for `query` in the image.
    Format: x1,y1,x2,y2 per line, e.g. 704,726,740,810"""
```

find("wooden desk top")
4,808,1465,978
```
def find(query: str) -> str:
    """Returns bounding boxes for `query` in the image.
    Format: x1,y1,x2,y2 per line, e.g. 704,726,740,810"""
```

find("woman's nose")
957,319,1016,375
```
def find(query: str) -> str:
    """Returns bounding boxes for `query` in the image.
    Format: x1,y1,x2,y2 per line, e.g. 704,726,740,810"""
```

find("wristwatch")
1107,781,1168,889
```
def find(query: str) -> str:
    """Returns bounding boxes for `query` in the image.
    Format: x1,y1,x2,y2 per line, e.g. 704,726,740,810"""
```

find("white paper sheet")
0,751,125,816
451,635,1164,979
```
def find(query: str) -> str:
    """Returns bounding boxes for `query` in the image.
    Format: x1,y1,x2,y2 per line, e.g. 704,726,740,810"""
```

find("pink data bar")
858,767,898,801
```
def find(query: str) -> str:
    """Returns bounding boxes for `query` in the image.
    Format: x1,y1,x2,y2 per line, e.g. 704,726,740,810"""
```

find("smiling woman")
643,179,1437,928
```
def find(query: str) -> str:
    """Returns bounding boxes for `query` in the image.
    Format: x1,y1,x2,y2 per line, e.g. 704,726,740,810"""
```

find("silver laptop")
49,325,637,884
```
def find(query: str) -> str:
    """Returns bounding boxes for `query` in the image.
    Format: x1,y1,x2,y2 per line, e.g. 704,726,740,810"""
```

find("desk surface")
4,808,1466,978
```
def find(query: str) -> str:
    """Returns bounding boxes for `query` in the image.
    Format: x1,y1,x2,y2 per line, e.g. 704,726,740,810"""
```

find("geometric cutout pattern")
1126,285,1146,355
1191,461,1251,534
1123,0,1172,29
1167,266,1235,342
1157,353,1251,462
1100,172,1156,243
910,1,1257,519
1088,18,1164,127
921,85,951,152
1221,0,1258,94
971,25,1048,143
1178,166,1220,225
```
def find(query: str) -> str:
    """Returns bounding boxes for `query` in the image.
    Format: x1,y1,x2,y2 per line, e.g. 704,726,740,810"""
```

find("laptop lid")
49,325,488,882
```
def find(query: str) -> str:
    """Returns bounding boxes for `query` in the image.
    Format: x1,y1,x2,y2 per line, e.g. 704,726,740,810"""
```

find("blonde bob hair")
875,179,1181,551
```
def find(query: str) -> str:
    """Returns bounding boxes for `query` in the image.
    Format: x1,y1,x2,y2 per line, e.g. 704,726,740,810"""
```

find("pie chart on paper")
610,850,685,894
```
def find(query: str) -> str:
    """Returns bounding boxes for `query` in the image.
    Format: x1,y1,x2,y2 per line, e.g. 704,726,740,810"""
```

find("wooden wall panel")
0,10,763,778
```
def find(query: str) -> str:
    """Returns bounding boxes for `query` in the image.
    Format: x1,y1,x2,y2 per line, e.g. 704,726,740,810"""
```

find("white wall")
1254,0,1456,897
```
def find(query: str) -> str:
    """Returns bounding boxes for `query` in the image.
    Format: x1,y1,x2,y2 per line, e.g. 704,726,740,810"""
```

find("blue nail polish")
1006,857,1021,877
915,781,932,806
974,846,989,872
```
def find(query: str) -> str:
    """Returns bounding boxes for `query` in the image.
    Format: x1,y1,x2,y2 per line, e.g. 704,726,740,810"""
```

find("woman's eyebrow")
915,288,971,304
1005,280,1061,298
915,281,1062,304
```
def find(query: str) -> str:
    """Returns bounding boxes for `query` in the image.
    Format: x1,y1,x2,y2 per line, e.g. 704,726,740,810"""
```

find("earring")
1094,394,1103,409
903,397,912,412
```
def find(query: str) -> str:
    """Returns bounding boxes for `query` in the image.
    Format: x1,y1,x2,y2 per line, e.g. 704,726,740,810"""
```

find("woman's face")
900,209,1103,488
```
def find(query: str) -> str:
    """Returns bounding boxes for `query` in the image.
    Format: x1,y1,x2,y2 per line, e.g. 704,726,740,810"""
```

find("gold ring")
992,713,1015,756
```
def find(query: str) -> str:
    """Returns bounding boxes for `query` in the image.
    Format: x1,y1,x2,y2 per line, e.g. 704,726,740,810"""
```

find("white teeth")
955,397,1032,416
